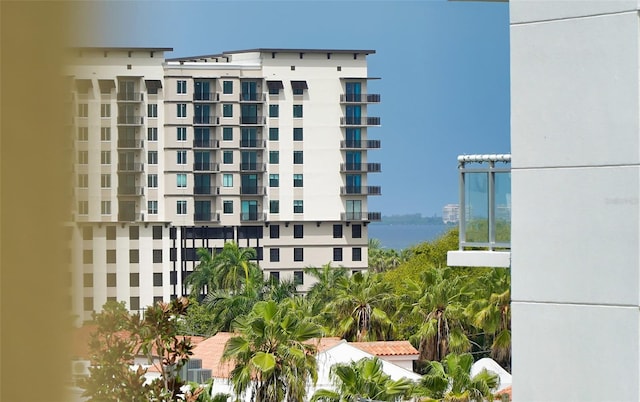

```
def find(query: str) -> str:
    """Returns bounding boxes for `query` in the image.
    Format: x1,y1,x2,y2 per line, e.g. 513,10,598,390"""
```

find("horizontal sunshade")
98,79,116,93
266,80,284,90
75,79,92,93
291,80,308,90
145,80,163,94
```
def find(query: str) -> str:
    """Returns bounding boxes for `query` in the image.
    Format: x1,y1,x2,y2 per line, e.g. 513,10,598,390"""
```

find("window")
78,103,88,117
84,297,93,311
333,224,343,238
293,128,303,141
153,250,163,263
270,248,280,262
148,200,158,214
293,174,303,187
101,151,111,165
83,227,93,240
177,150,187,165
101,201,111,215
107,250,116,264
270,224,280,239
269,128,279,141
106,226,116,240
152,225,162,239
101,127,111,141
78,151,88,165
147,174,158,188
130,249,139,263
101,104,111,118
130,273,140,287
153,272,163,286
294,247,303,262
270,271,280,283
223,200,233,214
294,200,303,213
148,127,158,141
147,104,158,117
223,151,233,164
352,247,362,261
83,249,93,264
176,127,186,141
270,200,279,214
148,151,158,164
130,297,140,310
269,174,279,187
293,224,303,238
177,80,187,94
77,127,88,141
269,104,279,117
352,224,362,239
78,174,88,188
223,104,233,117
223,80,233,94
177,103,187,118
293,151,303,164
333,248,343,262
106,273,116,286
83,273,92,287
293,105,303,118
78,200,89,215
223,127,233,141
269,151,279,164
130,226,139,240
176,200,187,215
223,174,233,187
294,271,304,286
177,173,187,188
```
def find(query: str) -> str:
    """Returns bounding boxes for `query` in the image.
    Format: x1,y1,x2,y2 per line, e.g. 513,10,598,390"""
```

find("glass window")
78,174,88,188
101,151,111,165
78,151,88,165
352,247,362,261
101,201,111,215
293,105,303,118
177,173,187,188
293,174,303,187
101,127,111,141
270,248,280,262
270,271,280,283
83,273,93,287
148,127,158,141
223,80,233,94
269,104,279,118
270,200,279,214
269,128,279,141
269,151,279,164
294,200,303,213
352,224,362,239
177,150,187,164
78,200,89,215
148,151,158,164
177,127,187,141
152,225,162,239
177,103,187,118
223,151,233,164
147,174,158,188
223,127,233,141
84,297,93,311
148,200,158,214
82,227,93,240
293,128,303,141
130,273,139,287
78,103,88,117
106,250,116,264
270,225,280,239
223,200,233,214
294,247,303,262
106,226,116,240
294,271,303,285
176,200,187,215
153,250,163,264
101,104,111,118
83,249,93,264
130,297,140,310
293,224,303,238
269,174,279,187
129,226,139,240
77,127,88,141
177,80,187,94
223,174,233,187
153,272,163,286
147,104,158,118
130,249,139,263
333,224,343,238
333,248,343,262
293,151,303,164
223,104,233,117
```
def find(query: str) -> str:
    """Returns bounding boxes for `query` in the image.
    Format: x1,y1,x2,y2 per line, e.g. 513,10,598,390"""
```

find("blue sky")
73,0,510,216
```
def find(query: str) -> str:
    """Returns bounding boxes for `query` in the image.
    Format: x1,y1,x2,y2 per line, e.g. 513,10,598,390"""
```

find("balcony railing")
240,116,266,125
117,163,144,172
340,140,381,149
117,140,144,149
117,92,143,102
341,211,382,221
118,212,141,222
117,116,144,125
193,92,218,102
240,212,266,222
340,93,381,103
118,186,144,196
193,162,219,172
194,212,220,222
240,162,266,172
340,163,382,173
340,186,382,195
240,139,266,148
340,117,381,126
239,93,265,102
193,116,219,125
194,186,219,195
193,139,219,148
240,186,265,195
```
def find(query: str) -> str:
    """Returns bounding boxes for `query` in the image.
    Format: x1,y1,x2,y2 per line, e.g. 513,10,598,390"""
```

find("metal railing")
193,139,219,148
117,140,144,149
117,92,143,102
340,117,381,126
193,162,219,172
117,163,144,172
240,162,266,172
240,139,266,148
340,93,381,103
340,186,382,195
118,186,144,196
194,212,220,222
340,163,382,173
340,211,382,221
117,116,144,125
340,140,381,149
239,93,265,102
240,186,265,195
193,92,218,101
194,186,218,195
240,116,266,125
193,116,219,125
240,212,265,221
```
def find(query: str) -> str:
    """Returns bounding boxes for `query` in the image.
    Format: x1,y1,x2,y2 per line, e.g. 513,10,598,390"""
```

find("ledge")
447,250,511,268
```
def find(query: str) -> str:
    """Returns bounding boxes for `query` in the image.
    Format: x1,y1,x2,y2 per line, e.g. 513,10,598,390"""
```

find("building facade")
67,48,381,322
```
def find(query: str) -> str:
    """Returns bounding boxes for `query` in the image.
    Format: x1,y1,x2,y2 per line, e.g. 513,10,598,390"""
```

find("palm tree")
223,300,324,402
184,248,219,299
418,353,498,402
311,357,415,402
215,242,259,292
305,263,349,308
324,271,397,342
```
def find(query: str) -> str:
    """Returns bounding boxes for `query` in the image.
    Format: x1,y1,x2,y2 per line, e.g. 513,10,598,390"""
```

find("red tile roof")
495,385,512,401
350,341,419,357
191,332,236,379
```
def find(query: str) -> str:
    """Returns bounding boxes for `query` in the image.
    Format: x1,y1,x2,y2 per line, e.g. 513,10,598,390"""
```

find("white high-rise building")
67,47,381,322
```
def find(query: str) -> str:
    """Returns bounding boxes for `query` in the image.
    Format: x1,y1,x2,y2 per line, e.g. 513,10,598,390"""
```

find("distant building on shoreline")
442,204,460,224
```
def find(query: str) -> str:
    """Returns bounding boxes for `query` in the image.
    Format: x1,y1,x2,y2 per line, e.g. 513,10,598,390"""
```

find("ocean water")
368,223,452,250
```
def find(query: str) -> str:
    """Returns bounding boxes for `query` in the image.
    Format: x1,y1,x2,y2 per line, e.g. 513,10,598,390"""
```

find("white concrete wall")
510,2,640,400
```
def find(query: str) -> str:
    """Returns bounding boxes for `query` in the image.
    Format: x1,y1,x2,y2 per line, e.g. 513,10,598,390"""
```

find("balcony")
340,140,381,149
340,117,381,126
117,115,144,125
193,162,219,172
240,162,266,172
341,211,382,221
340,163,382,173
240,116,266,125
193,116,219,125
117,139,144,149
340,186,381,195
340,93,381,103
240,186,266,195
117,163,144,172
240,212,266,222
239,93,265,102
117,92,143,102
194,212,220,222
240,139,266,148
193,92,218,102
193,139,219,149
194,186,219,195
447,154,511,268
118,186,144,196
118,212,141,222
